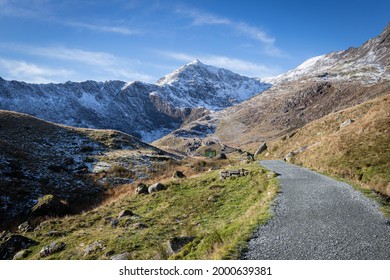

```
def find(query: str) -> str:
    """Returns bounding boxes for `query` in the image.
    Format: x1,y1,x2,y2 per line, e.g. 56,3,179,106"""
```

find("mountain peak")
189,59,203,65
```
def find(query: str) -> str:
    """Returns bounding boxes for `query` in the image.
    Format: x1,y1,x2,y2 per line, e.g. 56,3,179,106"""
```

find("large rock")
0,235,38,260
13,249,31,260
217,153,227,160
84,241,105,256
135,183,149,195
117,210,134,219
39,241,66,258
167,236,195,255
254,143,267,156
340,119,355,129
284,152,295,162
172,171,186,179
148,183,167,194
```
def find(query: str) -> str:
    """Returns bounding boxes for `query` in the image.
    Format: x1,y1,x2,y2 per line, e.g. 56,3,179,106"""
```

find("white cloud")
63,21,139,36
176,7,230,26
158,51,280,78
0,45,155,83
27,46,154,81
27,46,119,66
0,58,74,83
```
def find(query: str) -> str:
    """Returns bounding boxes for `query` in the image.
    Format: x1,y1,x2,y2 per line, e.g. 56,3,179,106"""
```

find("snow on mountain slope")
156,59,270,110
0,60,269,142
265,22,390,85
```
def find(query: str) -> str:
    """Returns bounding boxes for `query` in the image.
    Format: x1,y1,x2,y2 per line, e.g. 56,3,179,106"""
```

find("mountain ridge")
154,23,390,157
0,61,269,142
265,22,390,85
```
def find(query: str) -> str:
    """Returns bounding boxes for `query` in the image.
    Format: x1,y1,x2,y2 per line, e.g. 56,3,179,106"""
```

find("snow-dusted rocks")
265,23,390,85
0,60,269,142
156,59,270,110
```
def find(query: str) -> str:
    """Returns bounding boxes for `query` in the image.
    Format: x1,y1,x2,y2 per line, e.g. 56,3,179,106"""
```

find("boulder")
172,171,186,179
284,152,295,162
117,210,134,219
13,249,31,260
340,119,355,129
167,236,196,255
246,152,255,161
0,235,38,260
254,143,267,156
39,241,66,258
148,183,167,194
84,241,105,256
217,153,227,160
135,183,149,195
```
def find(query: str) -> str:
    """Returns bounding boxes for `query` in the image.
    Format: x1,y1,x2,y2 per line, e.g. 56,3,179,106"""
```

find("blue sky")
0,0,389,83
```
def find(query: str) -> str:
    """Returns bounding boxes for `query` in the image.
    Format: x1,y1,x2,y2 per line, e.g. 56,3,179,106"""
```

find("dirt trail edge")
242,160,390,260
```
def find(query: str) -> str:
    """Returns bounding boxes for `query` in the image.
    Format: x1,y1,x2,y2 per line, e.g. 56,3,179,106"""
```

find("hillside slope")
0,110,174,230
265,93,390,197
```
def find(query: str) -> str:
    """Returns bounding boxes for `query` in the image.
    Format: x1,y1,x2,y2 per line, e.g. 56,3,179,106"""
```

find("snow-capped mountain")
156,59,270,110
0,60,269,142
154,23,390,155
265,22,390,85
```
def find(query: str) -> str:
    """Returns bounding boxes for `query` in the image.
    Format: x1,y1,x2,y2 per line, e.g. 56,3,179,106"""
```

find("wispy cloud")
159,51,280,78
175,7,285,57
0,57,74,83
176,7,230,26
0,44,154,83
62,20,139,36
0,1,139,36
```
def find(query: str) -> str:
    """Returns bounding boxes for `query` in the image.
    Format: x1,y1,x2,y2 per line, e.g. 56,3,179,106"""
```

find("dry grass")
265,93,390,198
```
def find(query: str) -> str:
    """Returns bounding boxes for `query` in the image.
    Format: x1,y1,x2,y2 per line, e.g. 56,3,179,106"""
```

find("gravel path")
242,160,390,260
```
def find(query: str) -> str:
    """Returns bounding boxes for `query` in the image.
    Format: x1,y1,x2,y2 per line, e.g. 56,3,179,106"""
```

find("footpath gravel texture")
242,160,390,260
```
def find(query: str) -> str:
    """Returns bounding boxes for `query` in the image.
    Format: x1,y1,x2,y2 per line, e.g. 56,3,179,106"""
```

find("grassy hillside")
0,110,175,230
13,163,277,260
263,93,390,200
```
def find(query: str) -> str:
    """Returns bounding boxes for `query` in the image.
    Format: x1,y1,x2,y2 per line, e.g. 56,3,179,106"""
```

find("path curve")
242,160,390,260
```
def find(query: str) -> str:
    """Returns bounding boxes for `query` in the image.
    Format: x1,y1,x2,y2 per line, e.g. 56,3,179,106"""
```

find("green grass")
22,163,278,260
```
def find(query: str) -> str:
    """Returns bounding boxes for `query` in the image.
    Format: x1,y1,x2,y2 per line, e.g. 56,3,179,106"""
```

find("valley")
0,23,389,260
